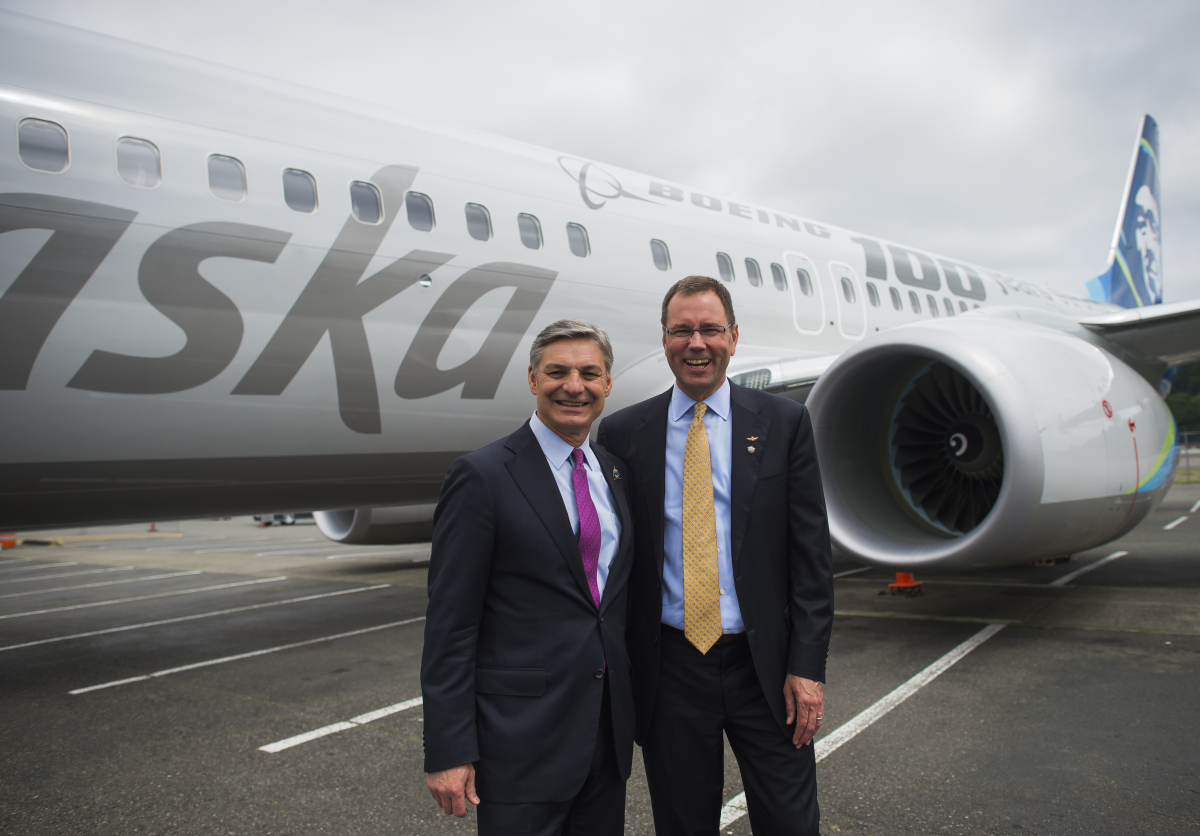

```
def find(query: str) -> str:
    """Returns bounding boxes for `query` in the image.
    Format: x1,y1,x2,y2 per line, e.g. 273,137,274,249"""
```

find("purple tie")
571,448,602,608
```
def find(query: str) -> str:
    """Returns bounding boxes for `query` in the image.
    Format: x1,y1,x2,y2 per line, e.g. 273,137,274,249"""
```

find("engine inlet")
888,362,1003,534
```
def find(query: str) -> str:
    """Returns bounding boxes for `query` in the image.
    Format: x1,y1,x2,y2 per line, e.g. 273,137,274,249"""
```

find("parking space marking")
1163,516,1188,530
0,576,287,620
0,566,134,585
260,696,424,753
0,562,77,575
71,616,426,694
0,583,390,652
719,622,1007,827
833,566,871,578
1191,499,1200,513
0,570,202,600
1049,551,1128,586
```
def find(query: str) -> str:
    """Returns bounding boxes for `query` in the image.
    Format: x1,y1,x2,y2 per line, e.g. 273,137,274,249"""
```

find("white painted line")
0,570,201,599
71,616,425,694
327,551,430,561
0,566,134,585
0,576,287,619
0,559,26,565
1164,516,1188,531
160,537,268,551
0,562,77,575
833,566,871,578
1191,499,1200,514
0,583,389,652
194,540,314,554
1049,551,1128,586
260,696,424,753
719,623,1007,828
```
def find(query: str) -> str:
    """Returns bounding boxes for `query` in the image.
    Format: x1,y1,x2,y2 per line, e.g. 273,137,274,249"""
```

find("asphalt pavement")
1,485,1197,835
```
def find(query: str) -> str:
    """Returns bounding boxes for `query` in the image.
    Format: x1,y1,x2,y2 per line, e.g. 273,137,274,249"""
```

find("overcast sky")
7,0,1200,303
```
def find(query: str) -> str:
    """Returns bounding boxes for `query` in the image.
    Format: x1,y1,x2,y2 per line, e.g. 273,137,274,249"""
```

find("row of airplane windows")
15,117,992,304
14,117,598,256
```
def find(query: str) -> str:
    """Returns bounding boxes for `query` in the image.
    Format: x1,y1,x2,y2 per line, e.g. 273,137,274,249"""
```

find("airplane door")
784,252,825,334
829,261,866,338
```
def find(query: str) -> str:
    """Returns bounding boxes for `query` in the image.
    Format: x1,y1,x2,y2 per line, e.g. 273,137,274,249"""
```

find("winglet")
1088,115,1162,308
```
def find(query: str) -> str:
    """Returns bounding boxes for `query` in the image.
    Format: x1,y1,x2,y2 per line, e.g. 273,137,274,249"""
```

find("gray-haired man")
422,320,636,836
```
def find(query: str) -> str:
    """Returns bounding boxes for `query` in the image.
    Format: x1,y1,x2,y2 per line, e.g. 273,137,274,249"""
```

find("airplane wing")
1078,298,1200,366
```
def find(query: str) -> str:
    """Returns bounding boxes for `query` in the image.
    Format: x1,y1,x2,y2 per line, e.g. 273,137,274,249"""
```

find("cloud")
5,0,1199,302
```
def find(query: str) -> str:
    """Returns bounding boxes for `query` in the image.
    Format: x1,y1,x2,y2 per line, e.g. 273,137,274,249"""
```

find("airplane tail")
1086,115,1162,308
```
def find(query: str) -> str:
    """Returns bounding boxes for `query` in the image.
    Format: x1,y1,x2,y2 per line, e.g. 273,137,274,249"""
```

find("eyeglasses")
663,323,734,341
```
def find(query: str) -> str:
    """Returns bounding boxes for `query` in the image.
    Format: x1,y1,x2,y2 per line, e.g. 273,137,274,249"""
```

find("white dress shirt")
661,379,743,633
529,412,621,600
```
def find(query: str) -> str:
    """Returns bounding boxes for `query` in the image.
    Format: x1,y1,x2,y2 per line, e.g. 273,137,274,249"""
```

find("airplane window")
927,294,939,317
650,239,671,271
567,223,590,257
909,290,921,314
943,298,955,317
406,192,435,231
716,252,735,283
840,276,856,303
959,301,969,313
795,268,813,296
890,287,902,310
282,169,317,213
208,154,246,201
350,180,383,224
866,282,880,307
518,213,543,249
465,203,492,241
770,263,787,291
973,303,981,309
19,119,69,173
116,137,160,188
745,259,762,287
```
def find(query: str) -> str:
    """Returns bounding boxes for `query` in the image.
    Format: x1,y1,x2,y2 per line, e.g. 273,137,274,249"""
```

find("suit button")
600,615,605,622
594,669,604,679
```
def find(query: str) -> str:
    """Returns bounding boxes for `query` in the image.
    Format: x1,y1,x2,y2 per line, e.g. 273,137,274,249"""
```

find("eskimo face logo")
558,156,654,210
1134,184,1162,303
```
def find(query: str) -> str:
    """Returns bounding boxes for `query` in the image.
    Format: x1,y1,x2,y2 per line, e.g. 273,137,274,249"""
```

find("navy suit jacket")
421,421,635,802
598,383,833,744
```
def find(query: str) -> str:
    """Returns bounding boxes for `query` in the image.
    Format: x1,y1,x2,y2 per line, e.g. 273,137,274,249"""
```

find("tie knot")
571,447,586,468
692,402,708,421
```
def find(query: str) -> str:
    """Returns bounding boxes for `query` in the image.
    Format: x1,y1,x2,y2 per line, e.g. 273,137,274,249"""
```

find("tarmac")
1,484,1197,835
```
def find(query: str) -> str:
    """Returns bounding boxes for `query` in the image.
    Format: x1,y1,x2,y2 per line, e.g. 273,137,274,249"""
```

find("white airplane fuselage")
0,13,1181,569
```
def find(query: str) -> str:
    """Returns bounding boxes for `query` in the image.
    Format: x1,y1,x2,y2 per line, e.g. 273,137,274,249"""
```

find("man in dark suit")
598,276,834,836
422,319,635,836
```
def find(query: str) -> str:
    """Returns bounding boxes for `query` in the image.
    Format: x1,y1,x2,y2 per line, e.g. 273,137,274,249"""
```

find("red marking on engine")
1128,417,1136,433
1102,400,1113,418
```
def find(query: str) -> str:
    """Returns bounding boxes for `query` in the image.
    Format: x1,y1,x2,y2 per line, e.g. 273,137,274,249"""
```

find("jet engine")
806,316,1178,570
314,503,437,545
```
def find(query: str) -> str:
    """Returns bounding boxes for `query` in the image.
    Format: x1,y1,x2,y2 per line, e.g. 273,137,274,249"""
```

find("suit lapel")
634,390,672,581
593,443,632,613
505,424,592,605
729,384,770,575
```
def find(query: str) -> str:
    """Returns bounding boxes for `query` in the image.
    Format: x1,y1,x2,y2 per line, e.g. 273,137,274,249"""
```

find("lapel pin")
747,446,756,454
747,436,759,441
612,467,622,480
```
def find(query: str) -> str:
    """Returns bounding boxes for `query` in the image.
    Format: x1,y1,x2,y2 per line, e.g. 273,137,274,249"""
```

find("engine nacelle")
806,317,1178,570
314,503,437,545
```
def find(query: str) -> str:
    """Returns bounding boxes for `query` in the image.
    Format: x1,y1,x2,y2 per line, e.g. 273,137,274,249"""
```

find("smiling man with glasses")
598,275,834,836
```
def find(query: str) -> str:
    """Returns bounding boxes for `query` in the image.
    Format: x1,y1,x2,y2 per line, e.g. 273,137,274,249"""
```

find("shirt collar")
669,378,731,423
529,412,598,471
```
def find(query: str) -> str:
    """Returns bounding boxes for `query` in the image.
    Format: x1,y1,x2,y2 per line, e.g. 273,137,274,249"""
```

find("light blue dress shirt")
529,413,621,600
662,380,743,633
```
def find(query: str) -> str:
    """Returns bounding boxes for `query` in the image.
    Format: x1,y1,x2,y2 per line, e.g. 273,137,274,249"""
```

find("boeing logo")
557,156,655,210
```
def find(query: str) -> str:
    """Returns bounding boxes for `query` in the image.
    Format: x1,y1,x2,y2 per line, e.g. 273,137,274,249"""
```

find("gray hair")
529,319,614,374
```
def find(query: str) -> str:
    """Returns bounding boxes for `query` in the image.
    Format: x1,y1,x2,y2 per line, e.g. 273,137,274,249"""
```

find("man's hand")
783,675,824,748
427,764,480,817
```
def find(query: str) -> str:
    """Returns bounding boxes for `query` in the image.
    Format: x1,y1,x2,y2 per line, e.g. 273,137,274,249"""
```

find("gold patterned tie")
682,403,721,654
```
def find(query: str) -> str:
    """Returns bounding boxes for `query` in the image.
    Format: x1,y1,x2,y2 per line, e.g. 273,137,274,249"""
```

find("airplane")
2,10,1197,571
